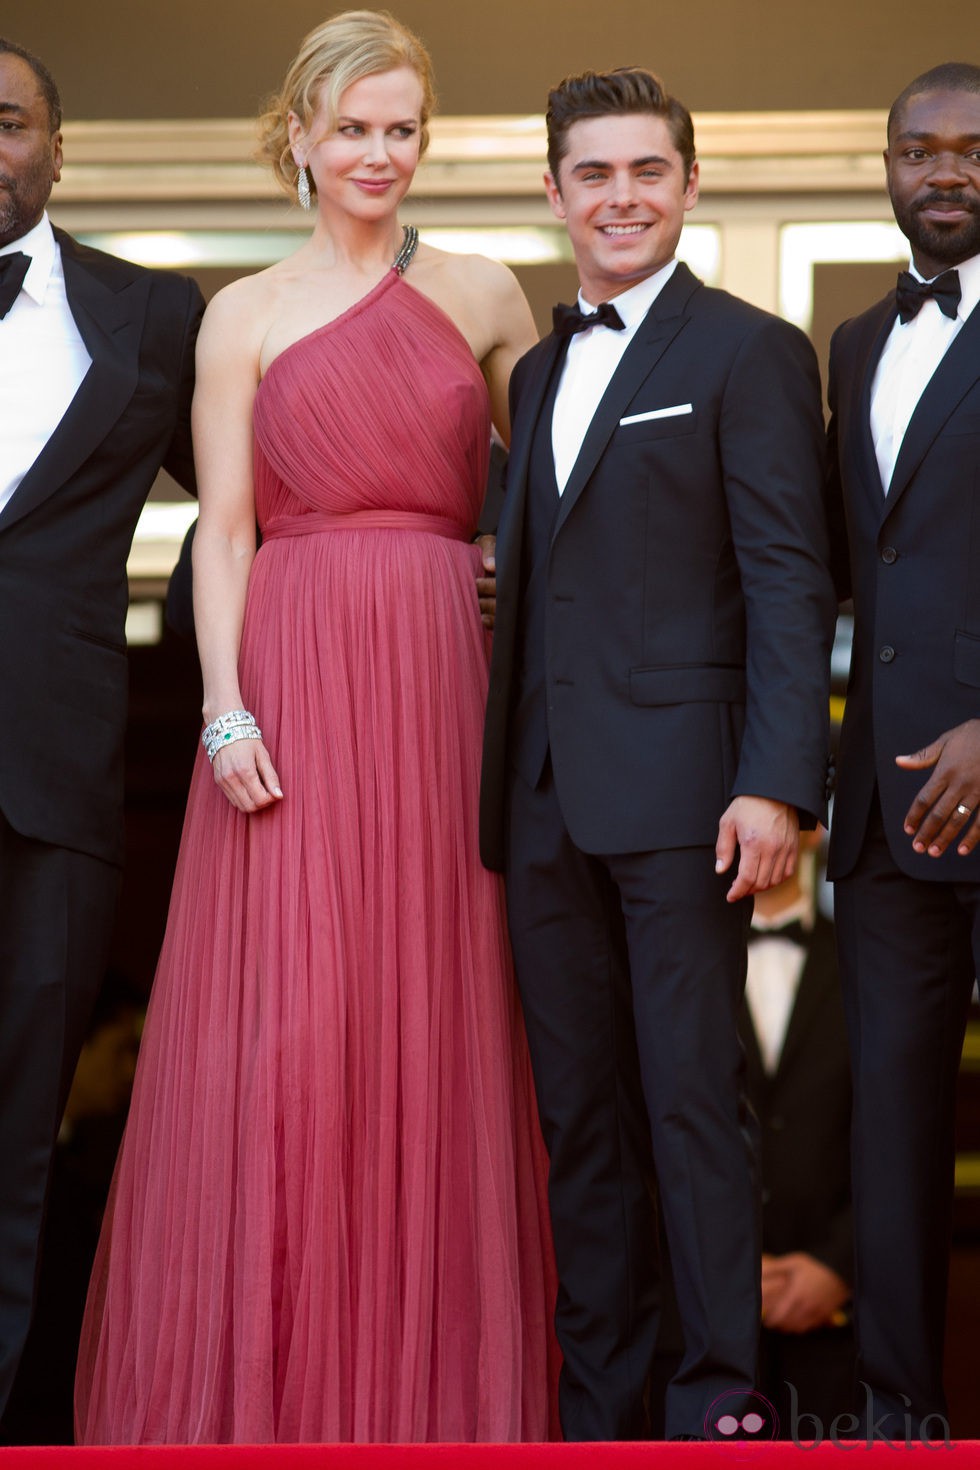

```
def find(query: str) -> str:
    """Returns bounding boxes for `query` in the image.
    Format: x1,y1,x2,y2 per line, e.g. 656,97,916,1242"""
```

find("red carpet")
2,1447,980,1467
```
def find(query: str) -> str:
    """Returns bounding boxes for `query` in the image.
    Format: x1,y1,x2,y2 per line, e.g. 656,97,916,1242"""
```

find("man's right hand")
896,718,980,857
715,796,799,902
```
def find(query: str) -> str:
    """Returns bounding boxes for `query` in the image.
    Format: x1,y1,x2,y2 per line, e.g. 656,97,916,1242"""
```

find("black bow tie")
552,299,626,339
747,919,810,950
895,268,961,324
0,251,30,319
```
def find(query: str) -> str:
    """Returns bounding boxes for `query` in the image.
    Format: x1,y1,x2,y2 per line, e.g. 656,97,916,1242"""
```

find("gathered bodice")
252,270,491,537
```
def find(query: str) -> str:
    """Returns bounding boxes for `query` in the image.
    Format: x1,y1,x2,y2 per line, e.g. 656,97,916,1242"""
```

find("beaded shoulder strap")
393,224,420,276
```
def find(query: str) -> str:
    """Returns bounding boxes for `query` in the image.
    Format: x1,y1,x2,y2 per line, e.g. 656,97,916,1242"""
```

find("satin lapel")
884,301,980,518
552,264,697,542
495,335,563,583
851,298,896,512
0,234,144,532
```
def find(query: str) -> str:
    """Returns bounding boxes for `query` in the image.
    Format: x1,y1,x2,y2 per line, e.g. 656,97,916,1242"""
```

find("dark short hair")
887,61,980,142
546,67,695,185
0,37,62,131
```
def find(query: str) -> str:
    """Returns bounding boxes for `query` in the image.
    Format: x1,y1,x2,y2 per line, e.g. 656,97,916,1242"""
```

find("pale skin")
545,112,800,900
193,65,536,813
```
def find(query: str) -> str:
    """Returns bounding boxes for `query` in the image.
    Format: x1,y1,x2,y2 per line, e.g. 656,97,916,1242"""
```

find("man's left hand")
715,796,799,903
475,533,496,629
896,718,980,857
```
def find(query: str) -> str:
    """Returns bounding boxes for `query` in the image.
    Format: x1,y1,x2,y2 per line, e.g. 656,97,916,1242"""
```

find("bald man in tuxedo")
826,61,980,1437
0,38,203,1416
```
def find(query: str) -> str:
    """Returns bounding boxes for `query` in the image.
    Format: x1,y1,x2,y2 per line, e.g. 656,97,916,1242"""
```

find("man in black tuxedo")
826,62,980,1436
0,39,203,1415
652,836,855,1438
742,834,854,1434
480,68,836,1440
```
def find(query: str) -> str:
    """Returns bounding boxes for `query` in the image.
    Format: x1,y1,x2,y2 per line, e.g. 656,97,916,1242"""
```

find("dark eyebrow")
0,102,27,116
571,154,672,173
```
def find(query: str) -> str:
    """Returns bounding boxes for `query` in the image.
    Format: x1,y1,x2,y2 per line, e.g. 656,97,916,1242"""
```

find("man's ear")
683,158,700,212
544,170,566,221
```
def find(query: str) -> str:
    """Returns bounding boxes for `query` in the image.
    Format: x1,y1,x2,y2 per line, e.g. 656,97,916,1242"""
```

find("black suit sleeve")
477,441,508,537
824,325,853,604
161,275,206,496
814,1200,855,1286
721,316,837,822
160,275,205,637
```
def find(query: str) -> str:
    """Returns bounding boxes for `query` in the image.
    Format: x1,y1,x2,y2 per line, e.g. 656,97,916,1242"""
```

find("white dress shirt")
551,259,679,494
870,250,980,493
744,893,815,1075
0,213,92,514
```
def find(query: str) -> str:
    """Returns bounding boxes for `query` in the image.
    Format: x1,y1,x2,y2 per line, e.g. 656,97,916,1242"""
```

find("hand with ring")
896,718,980,857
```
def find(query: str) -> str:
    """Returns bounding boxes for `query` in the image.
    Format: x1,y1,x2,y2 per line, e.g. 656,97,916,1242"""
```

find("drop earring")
297,164,312,211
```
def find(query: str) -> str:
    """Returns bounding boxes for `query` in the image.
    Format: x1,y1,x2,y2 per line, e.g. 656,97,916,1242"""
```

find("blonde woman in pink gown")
75,10,555,1444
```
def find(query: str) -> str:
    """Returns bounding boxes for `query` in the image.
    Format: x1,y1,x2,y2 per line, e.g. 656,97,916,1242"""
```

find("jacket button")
879,645,895,663
881,545,898,564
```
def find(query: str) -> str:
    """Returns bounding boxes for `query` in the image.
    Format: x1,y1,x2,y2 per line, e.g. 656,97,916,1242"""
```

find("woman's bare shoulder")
421,245,523,304
197,263,297,360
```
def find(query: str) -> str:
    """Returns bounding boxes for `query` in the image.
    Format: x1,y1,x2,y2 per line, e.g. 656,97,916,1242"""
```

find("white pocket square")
619,403,693,426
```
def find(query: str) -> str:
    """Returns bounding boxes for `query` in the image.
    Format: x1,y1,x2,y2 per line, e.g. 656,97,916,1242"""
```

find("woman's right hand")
211,738,283,813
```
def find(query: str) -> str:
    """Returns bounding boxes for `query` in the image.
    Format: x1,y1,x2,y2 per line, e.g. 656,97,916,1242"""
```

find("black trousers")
505,762,760,1440
834,794,980,1438
758,1323,857,1439
0,809,120,1418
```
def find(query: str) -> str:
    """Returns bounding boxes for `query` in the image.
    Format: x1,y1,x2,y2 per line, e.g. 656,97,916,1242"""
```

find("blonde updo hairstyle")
258,9,436,200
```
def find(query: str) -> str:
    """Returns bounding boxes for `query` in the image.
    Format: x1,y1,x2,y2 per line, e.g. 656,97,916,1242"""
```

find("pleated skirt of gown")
75,269,557,1444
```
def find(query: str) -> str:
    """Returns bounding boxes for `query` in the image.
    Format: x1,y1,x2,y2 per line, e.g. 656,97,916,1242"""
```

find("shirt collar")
908,249,980,323
579,257,679,333
0,212,57,306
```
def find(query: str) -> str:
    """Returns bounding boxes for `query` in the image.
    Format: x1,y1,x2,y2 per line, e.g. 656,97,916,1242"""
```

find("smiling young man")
480,68,836,1441
825,62,980,1438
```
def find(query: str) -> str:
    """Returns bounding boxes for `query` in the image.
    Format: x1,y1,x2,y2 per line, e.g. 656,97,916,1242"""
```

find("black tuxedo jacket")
740,916,852,1279
826,287,980,882
0,229,204,866
480,262,836,869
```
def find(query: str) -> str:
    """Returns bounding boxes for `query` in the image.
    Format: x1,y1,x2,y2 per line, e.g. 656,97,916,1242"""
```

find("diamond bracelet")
202,709,262,764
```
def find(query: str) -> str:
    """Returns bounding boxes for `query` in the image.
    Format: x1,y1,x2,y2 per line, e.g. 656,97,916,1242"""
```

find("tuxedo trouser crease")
834,793,980,1434
0,810,120,1418
504,760,759,1440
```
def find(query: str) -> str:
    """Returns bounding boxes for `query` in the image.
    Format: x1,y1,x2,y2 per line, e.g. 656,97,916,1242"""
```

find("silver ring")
956,803,972,818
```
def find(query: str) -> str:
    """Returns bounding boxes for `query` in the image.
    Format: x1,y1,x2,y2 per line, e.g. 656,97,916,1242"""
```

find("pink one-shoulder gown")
75,268,556,1444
